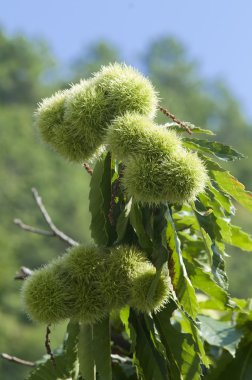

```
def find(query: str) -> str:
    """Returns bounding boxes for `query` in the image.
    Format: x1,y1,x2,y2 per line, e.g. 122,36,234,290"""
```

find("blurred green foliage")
1,28,252,379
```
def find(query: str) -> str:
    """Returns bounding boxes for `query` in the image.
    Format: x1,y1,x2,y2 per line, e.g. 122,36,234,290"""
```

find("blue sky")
1,0,252,120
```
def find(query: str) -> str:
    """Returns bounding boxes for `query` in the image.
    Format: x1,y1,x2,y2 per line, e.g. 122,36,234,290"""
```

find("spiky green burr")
22,245,170,324
123,149,208,204
35,64,158,162
105,112,182,161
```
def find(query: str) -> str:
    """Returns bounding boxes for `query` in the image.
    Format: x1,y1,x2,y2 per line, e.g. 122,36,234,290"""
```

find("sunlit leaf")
89,152,116,246
154,302,202,380
116,198,132,243
198,315,243,357
129,310,169,380
184,259,230,308
213,170,252,213
224,224,252,252
167,208,198,319
183,138,244,161
130,203,152,253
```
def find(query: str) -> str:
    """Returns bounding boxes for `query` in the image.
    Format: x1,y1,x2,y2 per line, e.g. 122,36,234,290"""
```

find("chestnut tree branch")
159,106,192,135
14,266,33,280
14,218,53,237
83,162,93,175
14,187,79,247
1,353,35,367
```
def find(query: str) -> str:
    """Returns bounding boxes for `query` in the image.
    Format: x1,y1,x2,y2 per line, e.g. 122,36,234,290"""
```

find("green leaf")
198,189,232,245
93,317,112,380
210,167,252,213
192,200,229,291
120,306,130,337
167,208,198,319
152,204,169,269
165,122,214,135
198,315,243,357
223,224,252,252
129,310,169,380
78,324,95,380
154,302,202,380
116,198,132,243
27,321,80,380
130,203,152,253
89,152,116,246
183,138,244,161
206,343,252,380
211,243,228,291
184,259,230,308
207,181,235,216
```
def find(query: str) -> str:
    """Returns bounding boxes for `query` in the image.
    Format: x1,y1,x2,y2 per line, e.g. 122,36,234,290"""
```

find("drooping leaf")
207,181,235,216
167,208,198,319
223,224,252,252
129,310,169,380
211,243,228,291
89,152,115,246
194,195,223,243
116,198,132,243
93,317,112,380
151,204,169,269
206,342,252,380
192,199,229,291
198,190,232,245
173,212,199,233
183,138,244,161
212,170,252,213
27,321,80,380
184,259,230,308
154,301,202,380
199,154,226,172
198,315,243,357
130,203,152,254
179,312,210,368
78,323,95,380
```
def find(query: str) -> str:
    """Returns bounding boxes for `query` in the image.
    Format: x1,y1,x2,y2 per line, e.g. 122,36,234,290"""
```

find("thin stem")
45,325,56,368
159,106,192,135
83,162,93,175
1,353,35,367
14,218,54,237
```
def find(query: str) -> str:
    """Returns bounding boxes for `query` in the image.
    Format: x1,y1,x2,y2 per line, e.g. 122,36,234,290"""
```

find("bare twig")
159,106,192,135
45,325,56,367
30,188,79,247
14,266,33,280
111,353,132,364
1,353,35,367
14,218,53,237
83,162,93,175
